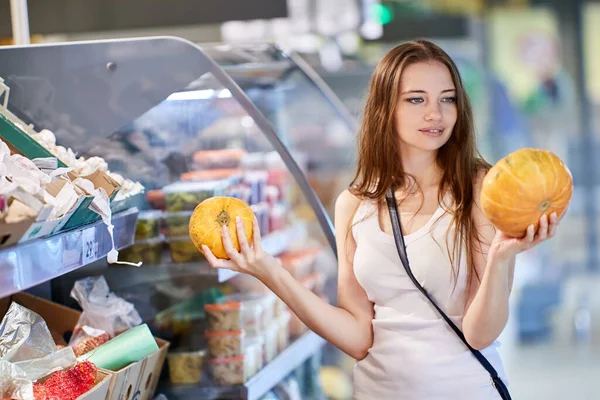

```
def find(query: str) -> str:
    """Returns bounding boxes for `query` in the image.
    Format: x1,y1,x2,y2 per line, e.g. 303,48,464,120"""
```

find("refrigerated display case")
0,37,354,399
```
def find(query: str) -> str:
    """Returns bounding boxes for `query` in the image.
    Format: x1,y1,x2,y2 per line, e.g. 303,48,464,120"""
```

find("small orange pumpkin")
480,148,572,237
189,196,254,259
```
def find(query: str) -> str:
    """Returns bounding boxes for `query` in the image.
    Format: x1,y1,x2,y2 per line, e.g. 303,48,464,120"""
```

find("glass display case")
0,37,356,399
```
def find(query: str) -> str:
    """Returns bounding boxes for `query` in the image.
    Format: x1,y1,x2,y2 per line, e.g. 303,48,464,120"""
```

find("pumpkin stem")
539,200,551,212
216,210,231,226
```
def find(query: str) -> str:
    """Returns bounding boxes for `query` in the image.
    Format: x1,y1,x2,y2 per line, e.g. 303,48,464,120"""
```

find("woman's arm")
462,172,560,350
203,190,375,360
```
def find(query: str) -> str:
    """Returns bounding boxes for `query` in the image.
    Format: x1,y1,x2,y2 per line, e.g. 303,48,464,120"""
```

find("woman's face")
394,61,457,153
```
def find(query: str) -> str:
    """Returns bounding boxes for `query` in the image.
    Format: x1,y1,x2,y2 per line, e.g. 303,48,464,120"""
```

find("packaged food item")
208,354,254,386
262,325,279,363
205,330,245,358
279,249,321,279
167,350,206,385
251,203,270,235
135,210,162,239
168,236,206,264
192,149,247,170
265,185,280,206
163,211,192,237
118,236,164,265
276,312,291,352
273,296,288,318
244,171,268,205
245,336,265,375
204,293,265,336
181,168,243,183
146,189,165,210
163,180,229,212
213,292,275,335
299,272,326,296
269,203,286,233
289,311,307,337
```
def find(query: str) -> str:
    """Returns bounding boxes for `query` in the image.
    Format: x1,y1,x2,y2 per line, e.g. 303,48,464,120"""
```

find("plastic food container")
168,236,206,264
279,249,321,279
262,325,279,363
146,189,165,210
276,312,291,353
193,149,247,170
219,292,276,335
118,236,163,265
245,336,265,374
208,349,259,386
135,210,162,239
204,299,262,333
269,203,286,233
244,171,268,205
299,272,326,296
167,349,206,385
163,180,229,212
181,168,244,184
205,330,245,358
251,203,270,235
163,211,192,237
273,296,288,318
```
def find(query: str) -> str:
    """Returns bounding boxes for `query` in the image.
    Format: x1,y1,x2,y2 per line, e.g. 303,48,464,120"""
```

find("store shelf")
218,224,305,283
0,208,138,298
158,331,326,400
244,331,325,400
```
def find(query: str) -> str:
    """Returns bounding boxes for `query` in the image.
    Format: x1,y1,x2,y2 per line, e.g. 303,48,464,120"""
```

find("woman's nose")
425,104,443,121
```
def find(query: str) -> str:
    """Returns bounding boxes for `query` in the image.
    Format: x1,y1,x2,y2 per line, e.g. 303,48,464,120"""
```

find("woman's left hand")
489,212,561,262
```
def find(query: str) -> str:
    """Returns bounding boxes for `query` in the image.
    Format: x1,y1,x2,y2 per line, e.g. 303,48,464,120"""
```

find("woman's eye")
407,97,424,104
442,97,456,103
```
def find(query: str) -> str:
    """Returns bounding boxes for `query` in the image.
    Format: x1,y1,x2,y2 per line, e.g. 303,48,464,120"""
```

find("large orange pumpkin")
189,197,254,259
480,148,572,238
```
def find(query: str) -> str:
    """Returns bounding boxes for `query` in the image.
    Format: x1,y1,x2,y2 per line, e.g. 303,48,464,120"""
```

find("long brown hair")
350,40,490,289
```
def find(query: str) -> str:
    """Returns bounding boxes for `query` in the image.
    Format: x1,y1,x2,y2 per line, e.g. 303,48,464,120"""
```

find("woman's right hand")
202,216,278,280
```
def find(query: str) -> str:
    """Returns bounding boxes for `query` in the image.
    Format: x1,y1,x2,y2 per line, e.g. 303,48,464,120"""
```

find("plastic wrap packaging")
0,302,77,399
0,360,32,400
69,276,142,347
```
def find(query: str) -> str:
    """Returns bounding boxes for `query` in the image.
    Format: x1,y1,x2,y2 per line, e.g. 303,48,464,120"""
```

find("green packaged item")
162,180,229,212
163,211,192,237
119,236,164,265
168,236,206,264
79,324,159,371
135,210,162,239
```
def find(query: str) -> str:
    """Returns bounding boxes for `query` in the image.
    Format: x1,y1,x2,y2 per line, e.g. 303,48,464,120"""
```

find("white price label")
82,227,98,264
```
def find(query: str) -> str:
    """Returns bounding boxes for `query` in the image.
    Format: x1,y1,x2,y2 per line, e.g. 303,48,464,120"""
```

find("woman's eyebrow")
401,88,456,94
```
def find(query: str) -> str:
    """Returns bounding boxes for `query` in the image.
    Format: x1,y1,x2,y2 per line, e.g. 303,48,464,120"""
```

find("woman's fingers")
548,212,558,237
203,245,237,270
236,217,251,256
535,214,548,242
221,225,245,266
252,218,262,250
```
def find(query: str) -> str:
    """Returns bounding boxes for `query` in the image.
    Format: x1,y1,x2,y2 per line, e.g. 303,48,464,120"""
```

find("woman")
202,40,562,399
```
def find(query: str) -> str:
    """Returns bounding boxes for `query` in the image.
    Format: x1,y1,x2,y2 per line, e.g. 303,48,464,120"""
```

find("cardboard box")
0,216,34,248
0,293,112,399
0,293,170,400
61,170,122,231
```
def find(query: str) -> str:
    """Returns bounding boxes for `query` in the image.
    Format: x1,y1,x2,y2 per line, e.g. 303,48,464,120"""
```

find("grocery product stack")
119,148,290,267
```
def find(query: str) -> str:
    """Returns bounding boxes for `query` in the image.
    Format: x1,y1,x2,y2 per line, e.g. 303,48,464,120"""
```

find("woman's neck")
401,149,441,188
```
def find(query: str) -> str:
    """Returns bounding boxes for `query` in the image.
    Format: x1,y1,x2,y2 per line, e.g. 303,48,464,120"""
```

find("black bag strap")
385,187,511,400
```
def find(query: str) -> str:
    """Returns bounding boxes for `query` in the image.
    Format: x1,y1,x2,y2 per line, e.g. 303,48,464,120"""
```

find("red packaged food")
34,361,97,400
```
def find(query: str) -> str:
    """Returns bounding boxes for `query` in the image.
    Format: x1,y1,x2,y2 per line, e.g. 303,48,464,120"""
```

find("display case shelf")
159,331,326,400
0,208,138,298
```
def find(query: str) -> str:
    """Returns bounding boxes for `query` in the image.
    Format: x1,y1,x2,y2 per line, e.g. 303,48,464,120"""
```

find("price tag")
82,227,98,264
